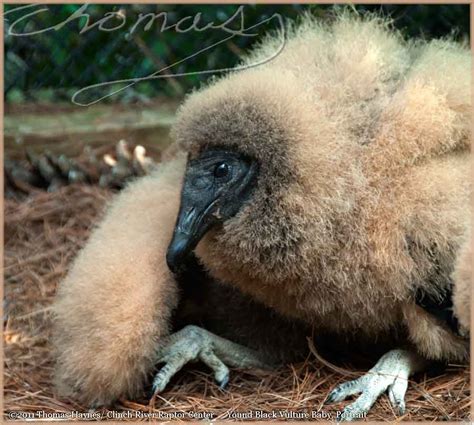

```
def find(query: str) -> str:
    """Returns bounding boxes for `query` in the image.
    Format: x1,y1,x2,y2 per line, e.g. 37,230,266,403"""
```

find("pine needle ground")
4,183,470,422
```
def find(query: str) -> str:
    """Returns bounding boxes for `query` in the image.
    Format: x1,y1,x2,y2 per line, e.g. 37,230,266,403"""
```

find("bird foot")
152,325,271,395
326,349,425,422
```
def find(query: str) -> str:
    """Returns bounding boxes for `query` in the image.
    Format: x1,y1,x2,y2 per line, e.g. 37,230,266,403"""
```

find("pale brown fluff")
53,157,185,405
452,233,472,334
53,13,471,406
174,13,470,358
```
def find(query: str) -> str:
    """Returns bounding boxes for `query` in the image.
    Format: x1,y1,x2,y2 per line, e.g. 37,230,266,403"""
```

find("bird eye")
214,162,230,179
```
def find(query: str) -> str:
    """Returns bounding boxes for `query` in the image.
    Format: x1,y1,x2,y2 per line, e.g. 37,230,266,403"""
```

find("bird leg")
152,325,272,394
326,349,426,421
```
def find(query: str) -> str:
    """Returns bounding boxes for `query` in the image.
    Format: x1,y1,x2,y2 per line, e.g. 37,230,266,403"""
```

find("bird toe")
329,349,417,421
326,376,364,403
151,325,236,396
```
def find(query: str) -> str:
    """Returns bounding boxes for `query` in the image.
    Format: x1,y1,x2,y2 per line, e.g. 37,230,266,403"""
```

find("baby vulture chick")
53,13,470,420
167,13,471,418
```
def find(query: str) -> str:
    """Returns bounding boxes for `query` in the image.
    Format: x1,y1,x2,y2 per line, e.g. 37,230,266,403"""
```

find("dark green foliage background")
4,4,470,104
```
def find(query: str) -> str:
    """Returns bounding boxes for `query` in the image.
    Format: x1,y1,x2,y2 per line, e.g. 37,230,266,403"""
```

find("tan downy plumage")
453,232,472,334
53,12,471,406
53,157,185,405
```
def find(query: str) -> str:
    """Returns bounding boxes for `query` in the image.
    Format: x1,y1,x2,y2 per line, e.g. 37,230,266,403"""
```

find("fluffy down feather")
453,233,472,334
53,157,184,405
53,12,471,406
174,12,470,359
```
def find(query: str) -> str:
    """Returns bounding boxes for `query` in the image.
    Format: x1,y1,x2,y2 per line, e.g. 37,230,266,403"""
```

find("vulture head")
167,68,363,287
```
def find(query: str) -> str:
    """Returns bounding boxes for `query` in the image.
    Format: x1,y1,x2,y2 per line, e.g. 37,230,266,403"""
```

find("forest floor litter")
4,183,470,422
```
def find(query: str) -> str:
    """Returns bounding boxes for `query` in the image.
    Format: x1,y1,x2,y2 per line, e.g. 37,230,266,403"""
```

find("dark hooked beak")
166,200,220,273
166,150,258,273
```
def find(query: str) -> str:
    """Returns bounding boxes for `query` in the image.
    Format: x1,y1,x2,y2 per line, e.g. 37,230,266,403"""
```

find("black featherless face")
166,148,258,273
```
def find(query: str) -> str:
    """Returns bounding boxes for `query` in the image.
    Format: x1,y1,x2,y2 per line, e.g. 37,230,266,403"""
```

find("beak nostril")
178,207,197,234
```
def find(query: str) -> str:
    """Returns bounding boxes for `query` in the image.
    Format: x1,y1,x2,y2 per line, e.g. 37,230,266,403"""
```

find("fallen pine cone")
5,140,159,198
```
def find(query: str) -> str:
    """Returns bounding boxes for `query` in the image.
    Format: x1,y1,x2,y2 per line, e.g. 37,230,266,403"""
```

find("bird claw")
152,325,230,394
326,349,422,422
